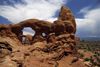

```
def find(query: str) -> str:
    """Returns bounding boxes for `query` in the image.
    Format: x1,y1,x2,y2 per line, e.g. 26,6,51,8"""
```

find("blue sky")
0,0,100,40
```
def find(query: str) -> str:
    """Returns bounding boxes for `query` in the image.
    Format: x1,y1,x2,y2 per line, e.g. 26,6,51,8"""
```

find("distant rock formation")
0,6,91,67
75,37,80,42
82,38,85,42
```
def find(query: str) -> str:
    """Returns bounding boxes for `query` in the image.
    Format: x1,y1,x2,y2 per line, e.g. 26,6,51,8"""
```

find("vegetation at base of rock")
27,59,30,62
80,54,84,57
77,41,100,52
55,61,59,67
84,58,90,61
97,57,100,62
93,62,97,66
90,56,92,58
89,59,94,63
24,56,26,59
17,50,20,52
11,55,14,57
77,41,100,66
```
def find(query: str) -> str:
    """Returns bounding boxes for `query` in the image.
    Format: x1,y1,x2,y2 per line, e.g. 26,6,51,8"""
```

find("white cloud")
23,31,34,36
22,27,35,33
78,6,91,14
76,6,100,37
0,0,67,23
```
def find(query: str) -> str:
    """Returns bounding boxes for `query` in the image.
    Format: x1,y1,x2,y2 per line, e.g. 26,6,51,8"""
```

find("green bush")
78,46,81,49
11,55,14,57
55,61,59,67
97,53,100,56
84,50,86,52
27,59,30,62
93,62,97,66
33,54,35,57
90,56,92,58
89,59,94,63
24,56,26,59
93,55,97,58
80,54,84,57
97,57,100,62
17,50,20,52
84,58,90,61
88,48,91,51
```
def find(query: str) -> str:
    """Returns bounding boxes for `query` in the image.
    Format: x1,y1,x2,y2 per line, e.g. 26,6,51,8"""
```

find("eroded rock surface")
22,34,32,45
0,6,91,67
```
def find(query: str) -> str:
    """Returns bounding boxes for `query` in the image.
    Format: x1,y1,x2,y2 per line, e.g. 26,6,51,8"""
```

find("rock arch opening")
42,33,46,37
22,27,35,45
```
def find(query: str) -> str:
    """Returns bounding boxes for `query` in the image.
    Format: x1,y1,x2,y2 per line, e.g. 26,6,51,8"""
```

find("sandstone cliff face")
0,6,90,67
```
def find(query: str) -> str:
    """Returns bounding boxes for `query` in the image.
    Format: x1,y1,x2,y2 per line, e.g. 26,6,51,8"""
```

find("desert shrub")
90,56,92,58
24,56,26,59
95,52,97,54
84,58,90,61
95,44,98,46
97,53,100,56
93,55,97,58
82,45,84,47
55,61,59,67
80,44,82,45
97,64,100,66
97,57,100,62
93,62,97,66
33,54,35,57
88,47,91,51
92,48,95,51
27,59,30,62
84,50,86,52
78,46,81,49
87,45,89,47
11,55,14,57
80,54,84,57
89,59,94,63
17,50,20,52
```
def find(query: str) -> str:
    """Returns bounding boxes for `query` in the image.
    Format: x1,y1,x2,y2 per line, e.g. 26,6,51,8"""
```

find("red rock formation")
75,37,80,42
22,34,32,45
58,6,76,33
82,38,85,42
0,6,91,67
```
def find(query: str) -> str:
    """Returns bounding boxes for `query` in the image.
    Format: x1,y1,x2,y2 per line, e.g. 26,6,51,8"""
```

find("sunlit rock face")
0,6,90,67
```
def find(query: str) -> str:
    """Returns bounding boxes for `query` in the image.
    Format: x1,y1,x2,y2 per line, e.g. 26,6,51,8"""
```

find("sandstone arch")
0,6,76,46
9,19,52,42
0,6,76,45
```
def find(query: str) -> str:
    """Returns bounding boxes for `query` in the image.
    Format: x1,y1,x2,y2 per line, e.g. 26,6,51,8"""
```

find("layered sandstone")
0,6,91,67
